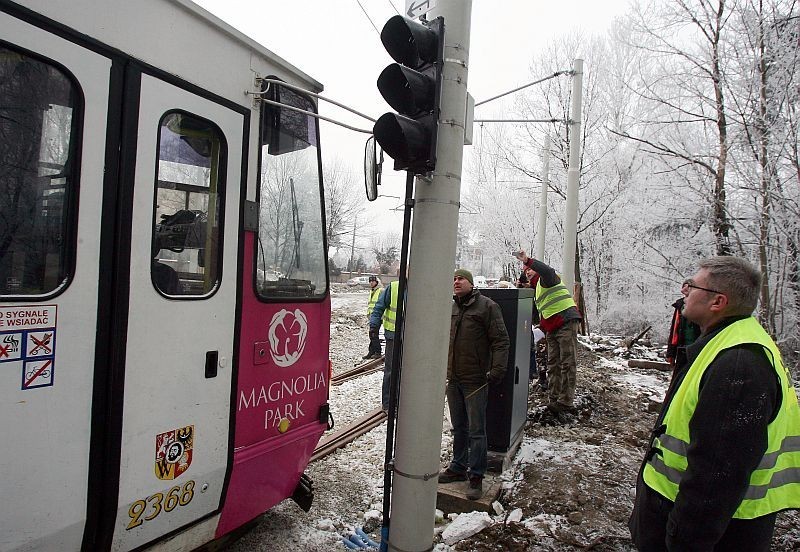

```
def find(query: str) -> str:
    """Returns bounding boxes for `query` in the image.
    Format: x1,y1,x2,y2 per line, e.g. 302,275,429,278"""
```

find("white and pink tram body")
0,1,332,550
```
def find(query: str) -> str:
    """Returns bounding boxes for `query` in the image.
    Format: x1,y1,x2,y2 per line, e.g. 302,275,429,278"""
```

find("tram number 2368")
127,480,196,530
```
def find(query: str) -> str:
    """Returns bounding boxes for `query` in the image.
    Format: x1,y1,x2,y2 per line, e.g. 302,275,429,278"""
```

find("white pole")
388,1,471,551
349,215,357,276
562,59,583,288
535,133,549,259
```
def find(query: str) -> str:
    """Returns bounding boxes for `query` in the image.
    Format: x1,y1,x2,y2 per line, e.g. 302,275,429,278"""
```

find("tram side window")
0,46,79,297
256,81,327,299
152,112,227,296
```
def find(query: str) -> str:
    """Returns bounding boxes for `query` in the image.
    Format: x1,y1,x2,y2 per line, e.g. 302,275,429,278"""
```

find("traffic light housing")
373,15,444,174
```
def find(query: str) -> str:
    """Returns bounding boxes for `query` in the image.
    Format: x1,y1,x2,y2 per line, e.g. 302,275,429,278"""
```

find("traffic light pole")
387,2,472,551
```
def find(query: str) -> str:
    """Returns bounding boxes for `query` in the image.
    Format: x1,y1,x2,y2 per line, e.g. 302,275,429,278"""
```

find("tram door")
110,72,244,551
0,12,111,552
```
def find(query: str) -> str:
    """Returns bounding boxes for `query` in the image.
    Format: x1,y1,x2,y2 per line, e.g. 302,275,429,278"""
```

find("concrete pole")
535,133,550,260
388,2,471,551
349,214,357,276
561,59,583,288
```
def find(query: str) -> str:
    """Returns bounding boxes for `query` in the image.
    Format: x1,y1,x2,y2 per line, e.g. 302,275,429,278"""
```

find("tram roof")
15,0,324,97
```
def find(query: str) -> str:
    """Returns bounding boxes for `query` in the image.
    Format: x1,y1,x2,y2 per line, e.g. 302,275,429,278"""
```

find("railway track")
311,407,387,462
330,355,384,385
310,357,388,462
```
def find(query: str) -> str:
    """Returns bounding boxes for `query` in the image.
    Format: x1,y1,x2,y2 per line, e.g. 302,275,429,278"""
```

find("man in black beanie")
440,268,509,500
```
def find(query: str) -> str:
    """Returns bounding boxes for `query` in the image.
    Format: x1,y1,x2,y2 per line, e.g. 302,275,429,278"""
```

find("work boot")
438,469,467,484
369,353,382,359
466,476,483,500
362,353,372,359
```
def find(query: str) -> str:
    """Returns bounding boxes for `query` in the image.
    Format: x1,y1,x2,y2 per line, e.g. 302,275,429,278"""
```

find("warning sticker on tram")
0,333,22,361
0,305,57,390
23,359,54,389
0,305,57,331
27,331,55,357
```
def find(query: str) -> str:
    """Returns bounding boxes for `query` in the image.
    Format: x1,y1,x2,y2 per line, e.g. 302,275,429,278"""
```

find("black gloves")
369,326,379,339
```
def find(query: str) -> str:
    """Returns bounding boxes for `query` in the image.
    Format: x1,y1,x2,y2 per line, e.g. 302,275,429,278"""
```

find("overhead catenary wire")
354,0,381,37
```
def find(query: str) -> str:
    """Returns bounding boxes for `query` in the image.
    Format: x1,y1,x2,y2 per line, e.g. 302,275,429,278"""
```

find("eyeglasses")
682,279,724,295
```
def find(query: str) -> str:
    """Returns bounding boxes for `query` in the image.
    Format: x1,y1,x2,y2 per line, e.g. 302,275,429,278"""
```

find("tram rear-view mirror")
364,136,382,202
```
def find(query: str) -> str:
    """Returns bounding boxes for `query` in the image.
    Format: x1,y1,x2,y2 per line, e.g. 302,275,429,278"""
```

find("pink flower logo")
268,309,308,367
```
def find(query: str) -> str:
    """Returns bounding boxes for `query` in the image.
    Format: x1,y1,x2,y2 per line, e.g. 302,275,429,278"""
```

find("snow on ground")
598,357,668,402
227,287,799,551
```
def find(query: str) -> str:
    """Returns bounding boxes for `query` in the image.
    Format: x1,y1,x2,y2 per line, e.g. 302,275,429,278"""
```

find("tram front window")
256,81,327,299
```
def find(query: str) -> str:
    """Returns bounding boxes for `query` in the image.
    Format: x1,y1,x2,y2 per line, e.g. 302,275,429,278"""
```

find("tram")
0,0,331,550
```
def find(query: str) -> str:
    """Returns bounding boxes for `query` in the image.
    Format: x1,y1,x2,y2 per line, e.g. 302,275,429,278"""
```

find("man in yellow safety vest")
363,275,383,360
513,250,582,413
629,256,800,550
369,279,400,412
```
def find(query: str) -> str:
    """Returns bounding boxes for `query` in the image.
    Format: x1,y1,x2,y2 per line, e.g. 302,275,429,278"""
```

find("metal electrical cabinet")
481,288,534,454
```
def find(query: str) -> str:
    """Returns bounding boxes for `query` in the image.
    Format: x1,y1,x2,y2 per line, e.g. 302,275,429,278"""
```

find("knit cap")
454,268,473,285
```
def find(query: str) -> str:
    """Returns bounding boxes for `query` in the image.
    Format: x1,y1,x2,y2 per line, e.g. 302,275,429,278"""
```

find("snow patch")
441,511,493,545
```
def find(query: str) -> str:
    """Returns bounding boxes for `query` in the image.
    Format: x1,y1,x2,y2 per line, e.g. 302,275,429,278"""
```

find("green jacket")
448,289,510,386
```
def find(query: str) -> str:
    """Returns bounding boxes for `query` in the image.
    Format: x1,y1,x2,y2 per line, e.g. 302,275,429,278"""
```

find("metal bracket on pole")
474,70,570,107
392,465,440,481
474,118,564,124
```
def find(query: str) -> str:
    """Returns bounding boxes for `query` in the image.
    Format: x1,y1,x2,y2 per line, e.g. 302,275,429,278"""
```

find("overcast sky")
193,0,631,246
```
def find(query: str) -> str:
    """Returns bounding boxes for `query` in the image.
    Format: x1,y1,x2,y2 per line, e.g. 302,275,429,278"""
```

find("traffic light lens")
377,64,435,116
373,113,431,171
380,15,438,67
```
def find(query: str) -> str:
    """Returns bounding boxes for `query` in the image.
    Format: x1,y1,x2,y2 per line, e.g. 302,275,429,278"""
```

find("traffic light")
373,15,444,174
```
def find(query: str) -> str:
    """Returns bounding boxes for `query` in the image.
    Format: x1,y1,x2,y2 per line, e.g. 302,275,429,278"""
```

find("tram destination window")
256,81,327,299
152,111,227,297
0,46,80,297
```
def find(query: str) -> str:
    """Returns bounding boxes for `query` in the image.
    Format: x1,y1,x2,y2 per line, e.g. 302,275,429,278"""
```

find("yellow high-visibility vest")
382,281,399,332
643,317,800,518
367,286,382,316
535,278,576,319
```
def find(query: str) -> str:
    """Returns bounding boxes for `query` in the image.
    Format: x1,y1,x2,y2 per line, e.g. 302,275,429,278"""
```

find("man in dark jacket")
439,269,510,500
629,256,800,551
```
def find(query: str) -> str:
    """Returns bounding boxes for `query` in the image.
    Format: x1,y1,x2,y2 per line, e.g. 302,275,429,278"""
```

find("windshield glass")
256,81,327,299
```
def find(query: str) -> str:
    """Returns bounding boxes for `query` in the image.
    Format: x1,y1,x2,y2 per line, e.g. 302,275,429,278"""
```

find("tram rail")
311,407,387,462
330,356,384,385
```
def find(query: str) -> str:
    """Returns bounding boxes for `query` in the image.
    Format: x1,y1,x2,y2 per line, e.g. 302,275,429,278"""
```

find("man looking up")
439,269,510,500
629,256,800,550
514,250,582,413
